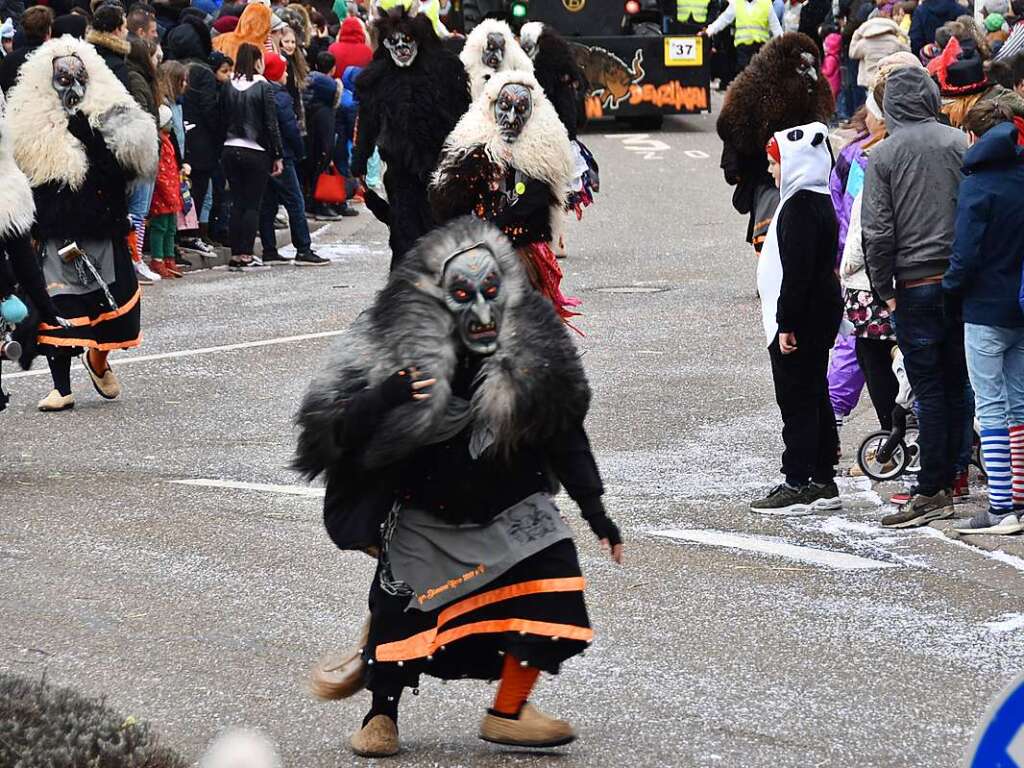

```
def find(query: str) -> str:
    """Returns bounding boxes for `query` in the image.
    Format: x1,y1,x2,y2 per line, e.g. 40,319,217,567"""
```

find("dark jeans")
222,146,272,256
189,168,212,227
334,106,357,177
769,338,839,487
855,336,899,431
837,58,866,122
735,42,763,73
259,159,311,255
893,283,969,495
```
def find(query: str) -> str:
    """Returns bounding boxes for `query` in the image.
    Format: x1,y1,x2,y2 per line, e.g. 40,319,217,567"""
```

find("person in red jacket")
149,105,185,279
328,16,372,79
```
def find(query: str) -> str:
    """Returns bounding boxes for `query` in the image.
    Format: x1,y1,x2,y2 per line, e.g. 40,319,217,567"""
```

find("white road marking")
607,132,671,161
982,613,1024,634
652,528,898,570
170,479,325,497
5,330,345,379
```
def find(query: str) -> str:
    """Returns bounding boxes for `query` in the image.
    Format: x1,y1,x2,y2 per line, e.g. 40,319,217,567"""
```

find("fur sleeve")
429,145,494,224
95,103,159,181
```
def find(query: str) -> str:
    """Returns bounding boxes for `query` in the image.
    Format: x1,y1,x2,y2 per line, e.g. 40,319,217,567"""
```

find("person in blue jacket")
258,52,328,266
909,0,963,54
944,100,1024,535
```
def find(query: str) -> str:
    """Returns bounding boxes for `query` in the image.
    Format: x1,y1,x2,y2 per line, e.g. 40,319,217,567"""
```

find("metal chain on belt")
378,502,414,598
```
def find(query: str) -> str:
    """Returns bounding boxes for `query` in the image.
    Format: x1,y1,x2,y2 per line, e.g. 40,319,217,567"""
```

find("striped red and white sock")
1010,424,1024,509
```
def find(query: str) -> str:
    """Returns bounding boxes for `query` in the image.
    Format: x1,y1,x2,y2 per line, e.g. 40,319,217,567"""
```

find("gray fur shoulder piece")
0,129,35,239
294,216,590,480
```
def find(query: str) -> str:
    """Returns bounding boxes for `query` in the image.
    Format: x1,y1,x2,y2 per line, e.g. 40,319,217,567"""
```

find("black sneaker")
295,249,330,266
261,250,292,265
881,491,955,528
311,205,341,221
750,483,817,516
332,203,359,218
806,481,842,511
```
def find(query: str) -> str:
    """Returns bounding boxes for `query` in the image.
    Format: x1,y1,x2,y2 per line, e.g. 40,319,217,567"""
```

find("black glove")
377,368,417,407
578,496,622,547
66,111,93,145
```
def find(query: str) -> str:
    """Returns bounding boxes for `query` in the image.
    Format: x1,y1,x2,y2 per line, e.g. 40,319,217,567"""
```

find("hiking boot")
749,483,816,516
806,481,842,510
953,509,1023,535
952,470,970,500
881,491,954,528
83,352,121,399
295,249,330,266
37,389,75,412
350,715,399,758
480,703,576,748
163,258,183,278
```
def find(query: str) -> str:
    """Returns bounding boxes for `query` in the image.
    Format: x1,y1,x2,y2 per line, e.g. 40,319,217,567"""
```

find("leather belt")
897,275,944,289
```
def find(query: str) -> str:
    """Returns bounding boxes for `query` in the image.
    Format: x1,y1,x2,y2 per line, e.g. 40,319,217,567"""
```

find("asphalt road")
3,100,1024,768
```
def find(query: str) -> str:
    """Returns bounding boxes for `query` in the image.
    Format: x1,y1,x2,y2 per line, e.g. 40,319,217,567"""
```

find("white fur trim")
0,126,35,238
460,19,533,99
6,35,157,188
439,69,572,199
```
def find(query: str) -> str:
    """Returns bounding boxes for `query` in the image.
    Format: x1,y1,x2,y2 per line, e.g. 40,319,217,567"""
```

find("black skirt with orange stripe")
37,238,141,353
364,538,591,692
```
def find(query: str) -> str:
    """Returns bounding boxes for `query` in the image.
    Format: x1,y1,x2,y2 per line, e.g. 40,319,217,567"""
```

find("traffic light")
511,0,527,19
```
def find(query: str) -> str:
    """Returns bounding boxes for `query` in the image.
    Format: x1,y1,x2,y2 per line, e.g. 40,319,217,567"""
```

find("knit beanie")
986,12,1006,31
158,104,173,129
212,14,238,33
263,51,287,82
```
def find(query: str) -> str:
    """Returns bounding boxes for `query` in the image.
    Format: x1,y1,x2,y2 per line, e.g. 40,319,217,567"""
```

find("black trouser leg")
223,147,272,256
188,169,212,230
856,337,899,431
47,353,72,396
769,339,836,487
363,687,402,727
735,43,762,73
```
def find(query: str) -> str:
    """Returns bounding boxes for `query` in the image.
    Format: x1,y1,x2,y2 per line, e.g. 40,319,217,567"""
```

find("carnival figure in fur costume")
460,18,533,99
295,215,622,758
0,111,62,413
519,21,598,223
716,32,833,254
429,71,579,320
5,36,158,412
351,7,470,269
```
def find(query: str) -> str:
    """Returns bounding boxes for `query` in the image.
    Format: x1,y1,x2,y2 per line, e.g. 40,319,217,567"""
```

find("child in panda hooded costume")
751,122,844,516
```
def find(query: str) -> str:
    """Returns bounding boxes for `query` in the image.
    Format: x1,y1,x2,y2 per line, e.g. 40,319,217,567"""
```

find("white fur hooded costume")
5,35,158,190
433,69,572,231
459,19,533,99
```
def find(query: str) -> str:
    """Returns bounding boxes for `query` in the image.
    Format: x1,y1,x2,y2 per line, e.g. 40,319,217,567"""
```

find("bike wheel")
857,431,909,482
903,428,921,474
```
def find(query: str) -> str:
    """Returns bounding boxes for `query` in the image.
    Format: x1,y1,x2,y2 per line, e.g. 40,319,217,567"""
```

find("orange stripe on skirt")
38,288,142,330
374,577,590,662
36,335,142,351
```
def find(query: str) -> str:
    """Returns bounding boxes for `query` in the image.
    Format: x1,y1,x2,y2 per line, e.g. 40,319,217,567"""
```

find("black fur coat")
294,217,597,548
532,31,587,139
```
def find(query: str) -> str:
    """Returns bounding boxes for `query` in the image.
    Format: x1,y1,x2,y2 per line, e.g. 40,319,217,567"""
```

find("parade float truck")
451,0,712,128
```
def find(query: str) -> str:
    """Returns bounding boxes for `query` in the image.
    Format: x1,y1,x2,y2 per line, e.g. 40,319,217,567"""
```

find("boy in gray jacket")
862,65,969,528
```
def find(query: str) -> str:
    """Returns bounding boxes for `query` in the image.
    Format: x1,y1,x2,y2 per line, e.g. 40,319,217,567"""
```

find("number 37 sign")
664,36,703,67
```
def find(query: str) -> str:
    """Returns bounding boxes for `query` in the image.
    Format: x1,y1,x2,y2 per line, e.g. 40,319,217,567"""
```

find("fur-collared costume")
716,33,834,253
429,71,579,319
0,120,57,411
6,36,157,353
519,22,586,139
296,216,615,753
459,18,533,99
352,8,470,269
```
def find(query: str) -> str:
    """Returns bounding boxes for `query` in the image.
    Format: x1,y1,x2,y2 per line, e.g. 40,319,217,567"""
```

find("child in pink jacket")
822,33,843,99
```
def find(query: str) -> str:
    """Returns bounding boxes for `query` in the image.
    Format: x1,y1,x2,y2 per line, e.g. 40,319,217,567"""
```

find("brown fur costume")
715,33,834,249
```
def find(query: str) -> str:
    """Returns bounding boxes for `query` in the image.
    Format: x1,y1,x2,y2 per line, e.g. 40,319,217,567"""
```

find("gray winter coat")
862,66,967,303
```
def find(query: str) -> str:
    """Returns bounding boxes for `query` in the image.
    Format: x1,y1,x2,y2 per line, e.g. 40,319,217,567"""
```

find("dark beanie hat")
52,13,88,37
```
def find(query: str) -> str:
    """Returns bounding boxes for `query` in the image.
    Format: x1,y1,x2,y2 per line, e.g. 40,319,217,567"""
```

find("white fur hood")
5,35,158,189
439,69,572,196
0,127,35,238
460,18,533,99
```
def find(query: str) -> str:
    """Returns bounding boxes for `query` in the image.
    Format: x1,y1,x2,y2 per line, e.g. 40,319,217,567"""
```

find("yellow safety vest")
677,0,711,23
734,0,771,46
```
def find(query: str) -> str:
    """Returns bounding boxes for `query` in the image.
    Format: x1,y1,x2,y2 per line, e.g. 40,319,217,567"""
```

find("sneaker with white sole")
953,509,1023,535
881,491,954,528
135,260,161,282
750,483,817,516
806,481,842,510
